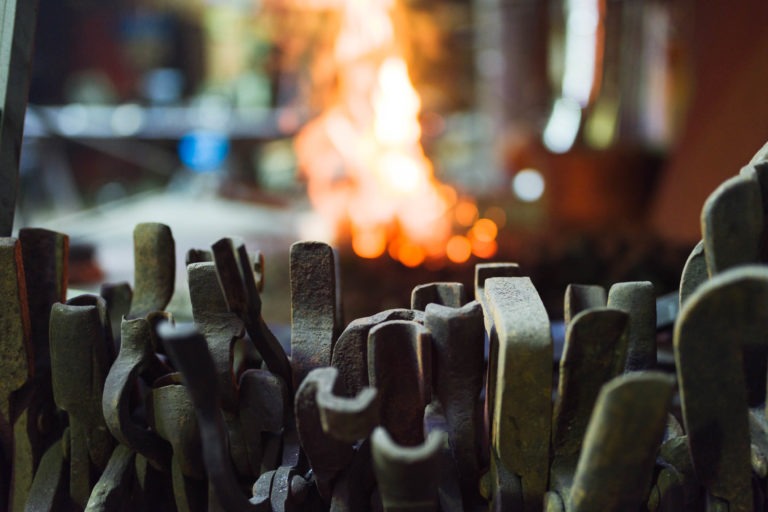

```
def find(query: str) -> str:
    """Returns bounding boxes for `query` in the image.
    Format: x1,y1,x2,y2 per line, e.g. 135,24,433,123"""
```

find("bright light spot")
57,104,89,136
111,104,144,136
513,169,545,202
543,98,582,153
562,0,601,105
471,238,498,259
398,242,426,268
352,229,387,259
376,152,424,194
471,219,498,243
455,200,479,227
446,236,472,264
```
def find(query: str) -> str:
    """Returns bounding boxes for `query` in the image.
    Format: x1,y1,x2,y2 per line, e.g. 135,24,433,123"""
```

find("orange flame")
289,0,497,264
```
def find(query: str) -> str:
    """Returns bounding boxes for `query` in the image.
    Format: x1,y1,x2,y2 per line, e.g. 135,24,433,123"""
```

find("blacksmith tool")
411,282,466,311
483,276,551,512
674,266,768,511
607,281,655,371
563,284,605,325
290,241,343,390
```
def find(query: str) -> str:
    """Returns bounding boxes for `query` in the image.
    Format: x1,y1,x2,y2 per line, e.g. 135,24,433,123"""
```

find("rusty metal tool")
295,367,356,502
23,439,65,512
674,265,768,511
410,282,466,311
102,316,172,472
290,241,343,389
0,0,39,236
423,301,484,505
483,276,551,512
212,237,292,397
368,320,431,447
679,240,707,307
128,223,176,319
371,426,445,512
238,368,287,476
152,375,206,512
49,296,115,508
100,282,133,346
84,444,136,512
473,262,521,333
187,262,246,412
331,308,424,398
563,284,606,325
314,367,379,444
701,175,763,276
548,308,628,500
551,372,673,512
18,228,67,375
607,281,655,371
329,439,377,512
157,321,268,512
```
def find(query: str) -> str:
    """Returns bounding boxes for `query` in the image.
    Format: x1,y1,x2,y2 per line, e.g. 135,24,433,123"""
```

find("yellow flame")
291,0,458,265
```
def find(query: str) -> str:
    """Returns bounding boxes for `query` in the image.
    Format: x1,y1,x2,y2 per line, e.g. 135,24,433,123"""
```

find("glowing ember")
288,0,498,264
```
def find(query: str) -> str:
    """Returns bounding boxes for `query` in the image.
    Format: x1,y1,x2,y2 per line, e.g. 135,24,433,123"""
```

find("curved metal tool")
84,444,136,511
423,301,484,504
152,378,206,512
473,262,521,333
290,241,342,389
368,320,431,447
484,276,551,512
187,262,246,412
157,322,267,512
238,368,287,475
679,240,707,307
549,308,628,497
23,439,65,512
371,426,445,512
411,282,466,311
567,372,673,512
674,265,768,511
701,175,763,276
316,371,379,444
332,308,424,398
102,316,172,471
128,223,176,319
212,237,292,398
50,296,115,507
563,284,606,325
607,281,655,371
295,368,358,502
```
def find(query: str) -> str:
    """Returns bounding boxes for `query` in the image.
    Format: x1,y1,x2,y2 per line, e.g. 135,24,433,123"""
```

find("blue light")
178,130,230,173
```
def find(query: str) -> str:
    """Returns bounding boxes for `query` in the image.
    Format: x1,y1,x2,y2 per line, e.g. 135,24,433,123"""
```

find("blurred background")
13,0,768,325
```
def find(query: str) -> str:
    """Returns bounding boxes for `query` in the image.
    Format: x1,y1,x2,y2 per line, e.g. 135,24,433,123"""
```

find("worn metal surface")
674,266,768,511
701,175,762,276
49,297,115,507
188,262,246,412
313,367,379,444
295,368,355,502
212,237,292,397
99,282,133,346
238,368,286,476
152,380,205,512
371,427,445,512
18,228,67,374
102,317,172,471
423,301,484,504
329,440,377,512
568,372,673,511
0,0,39,236
483,277,551,512
607,281,655,372
473,262,521,333
84,444,135,512
679,241,707,310
368,320,431,447
129,223,176,319
290,241,342,389
331,308,424,397
563,284,606,325
410,282,466,311
23,439,64,512
550,308,628,498
157,322,267,511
